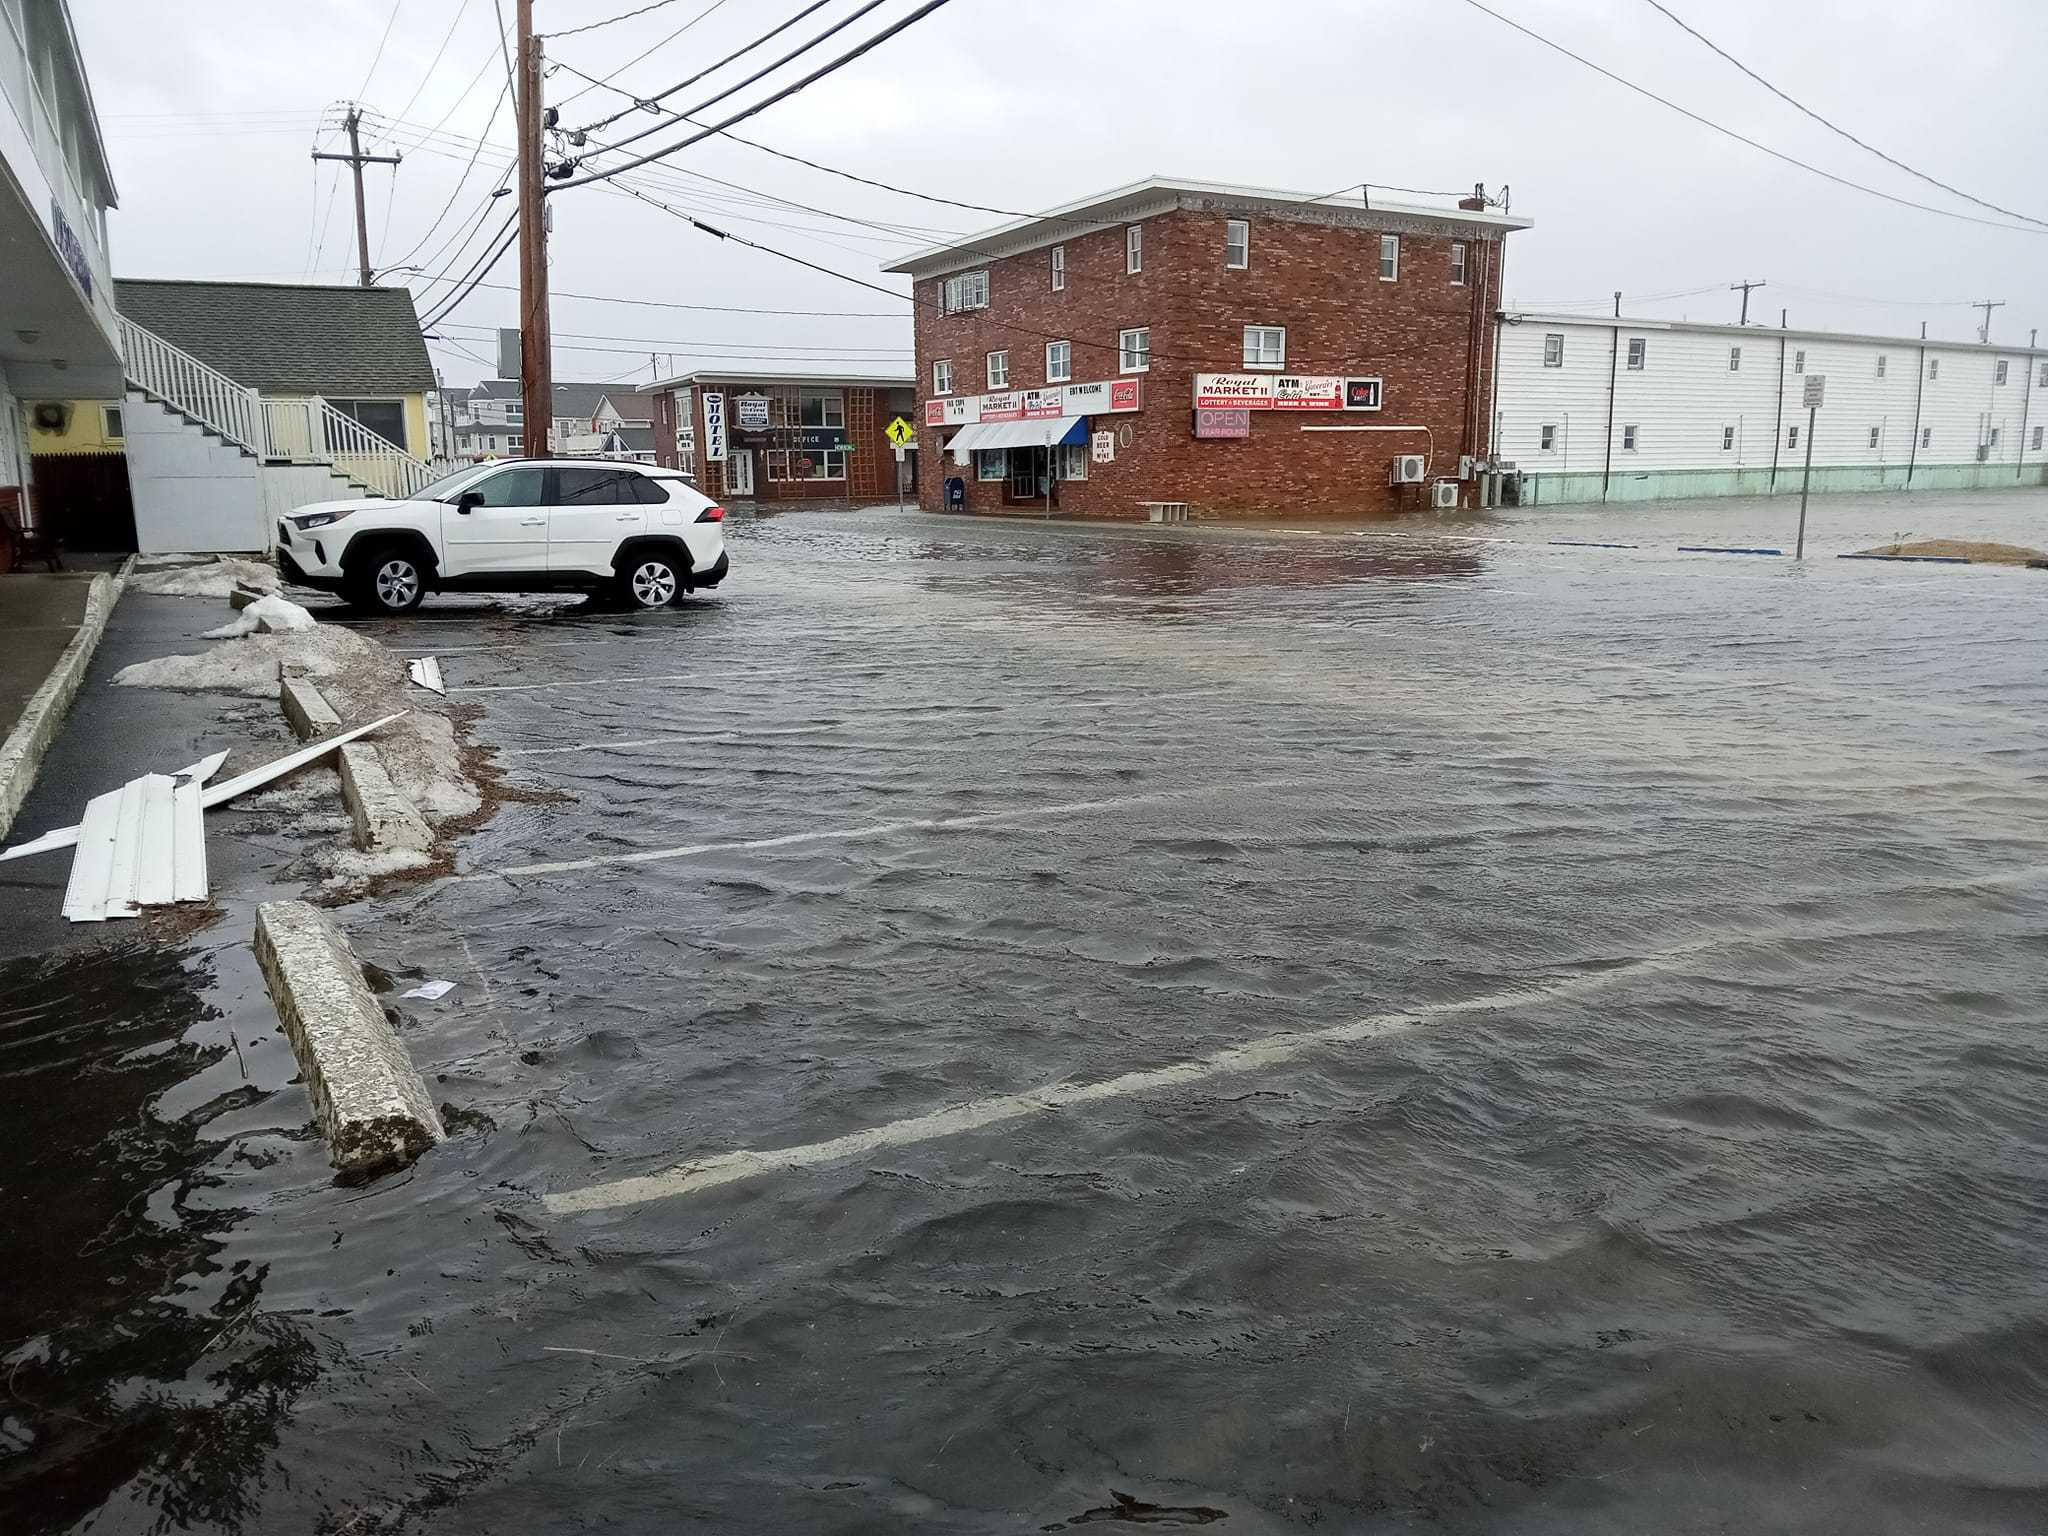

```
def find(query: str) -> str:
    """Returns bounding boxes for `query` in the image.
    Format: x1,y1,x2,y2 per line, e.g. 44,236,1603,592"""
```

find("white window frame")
1876,354,1887,377
1722,426,1736,451
1050,245,1065,292
1126,225,1142,274
1787,425,1800,448
1379,233,1399,281
1118,327,1150,374
1225,219,1249,270
1449,241,1467,285
1621,423,1638,452
1928,358,1939,380
1921,426,1932,448
1995,359,2009,385
933,359,953,396
1868,426,1881,449
1626,337,1646,370
985,350,1009,390
1543,333,1564,368
1045,340,1072,383
1538,424,1556,451
1059,442,1089,481
2032,426,2044,450
1242,325,1285,370
975,448,1007,482
1794,350,1806,374
102,404,123,440
2040,364,2048,388
1729,346,1741,371
1990,427,2001,446
941,270,989,313
766,448,848,482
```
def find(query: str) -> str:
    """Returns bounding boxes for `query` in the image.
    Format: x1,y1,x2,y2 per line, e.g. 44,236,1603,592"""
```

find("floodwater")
4,487,2047,1533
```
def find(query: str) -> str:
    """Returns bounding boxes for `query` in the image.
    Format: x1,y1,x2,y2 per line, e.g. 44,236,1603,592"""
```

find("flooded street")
7,490,2048,1532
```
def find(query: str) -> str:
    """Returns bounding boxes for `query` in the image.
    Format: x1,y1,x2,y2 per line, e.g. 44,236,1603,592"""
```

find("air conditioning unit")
1431,481,1460,510
1390,453,1427,485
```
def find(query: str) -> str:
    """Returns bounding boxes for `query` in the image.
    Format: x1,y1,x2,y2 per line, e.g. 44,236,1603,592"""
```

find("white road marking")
460,777,1301,882
449,671,702,694
502,724,841,758
543,965,1644,1215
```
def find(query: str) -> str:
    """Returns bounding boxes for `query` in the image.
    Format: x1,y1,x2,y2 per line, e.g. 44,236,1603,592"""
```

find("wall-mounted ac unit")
1390,454,1427,485
1431,481,1460,509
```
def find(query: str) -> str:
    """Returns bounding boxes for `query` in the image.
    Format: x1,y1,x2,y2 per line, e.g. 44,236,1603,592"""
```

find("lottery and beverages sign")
1192,374,1382,411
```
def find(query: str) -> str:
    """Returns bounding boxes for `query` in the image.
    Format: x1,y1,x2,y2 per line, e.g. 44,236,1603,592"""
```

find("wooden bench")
1140,501,1190,523
1,494,63,572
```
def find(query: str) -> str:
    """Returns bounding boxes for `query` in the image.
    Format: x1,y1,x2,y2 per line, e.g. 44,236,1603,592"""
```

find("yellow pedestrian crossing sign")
885,415,915,446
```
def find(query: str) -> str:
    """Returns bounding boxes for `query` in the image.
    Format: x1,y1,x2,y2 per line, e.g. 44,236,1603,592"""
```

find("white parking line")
543,965,1643,1215
449,671,703,694
502,724,841,758
459,777,1302,882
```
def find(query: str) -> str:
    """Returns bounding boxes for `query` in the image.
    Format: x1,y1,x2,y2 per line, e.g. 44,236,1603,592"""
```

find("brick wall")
911,202,1508,518
672,379,911,506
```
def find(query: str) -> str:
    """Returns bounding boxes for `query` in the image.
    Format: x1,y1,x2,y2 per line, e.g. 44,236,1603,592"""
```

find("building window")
1539,424,1556,451
2034,426,2045,450
1722,426,1736,450
1990,427,2001,446
1868,426,1881,448
1379,233,1399,281
1626,337,1646,370
1059,442,1089,481
1928,358,1939,380
986,350,1009,390
941,270,989,312
332,398,407,448
975,448,1007,481
1450,241,1468,285
1243,325,1285,370
1921,426,1932,448
1787,425,1799,449
1622,424,1638,451
798,391,844,428
1729,346,1741,371
1050,245,1065,292
506,403,523,421
102,405,123,441
1995,359,2009,385
1543,333,1564,367
1876,354,1887,377
1119,328,1150,373
767,449,848,481
1126,225,1142,274
933,359,953,395
1793,350,1805,374
1225,219,1249,269
1046,340,1072,383
2040,364,2048,388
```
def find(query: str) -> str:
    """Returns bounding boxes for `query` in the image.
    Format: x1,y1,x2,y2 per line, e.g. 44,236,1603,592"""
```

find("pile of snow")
128,556,281,599
202,594,317,639
114,624,384,697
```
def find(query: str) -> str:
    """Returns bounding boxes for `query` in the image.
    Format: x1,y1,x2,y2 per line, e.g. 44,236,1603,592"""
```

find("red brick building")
884,178,1530,518
649,370,915,506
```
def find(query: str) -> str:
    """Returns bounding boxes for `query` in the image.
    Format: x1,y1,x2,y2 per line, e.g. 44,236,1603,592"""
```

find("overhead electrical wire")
1638,0,2048,231
1452,0,2046,236
384,0,474,133
548,0,730,43
463,279,904,318
439,320,908,354
563,0,832,123
417,213,520,330
354,0,407,100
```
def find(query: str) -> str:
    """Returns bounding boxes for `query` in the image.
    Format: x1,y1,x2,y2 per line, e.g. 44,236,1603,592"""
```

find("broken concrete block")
279,668,343,742
337,741,432,854
255,900,445,1177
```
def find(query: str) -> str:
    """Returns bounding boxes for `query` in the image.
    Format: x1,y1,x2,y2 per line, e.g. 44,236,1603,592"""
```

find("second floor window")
1622,424,1638,450
1119,328,1150,373
1225,219,1249,269
1126,225,1143,274
1379,233,1399,281
933,359,953,395
1928,358,1939,380
941,270,989,312
1995,359,2009,384
1730,346,1741,371
1722,426,1736,450
1046,340,1071,383
1539,424,1556,450
1877,354,1887,377
1794,350,1806,373
986,350,1008,389
1051,245,1065,291
1450,242,1467,285
1243,325,1285,369
1627,337,1646,370
1543,333,1564,367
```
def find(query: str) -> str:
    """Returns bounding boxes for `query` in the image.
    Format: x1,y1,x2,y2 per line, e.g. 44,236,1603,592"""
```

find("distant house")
451,380,661,460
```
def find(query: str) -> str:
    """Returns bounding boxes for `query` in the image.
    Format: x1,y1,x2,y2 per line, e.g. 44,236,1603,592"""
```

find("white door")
727,450,755,498
548,465,650,574
440,466,548,575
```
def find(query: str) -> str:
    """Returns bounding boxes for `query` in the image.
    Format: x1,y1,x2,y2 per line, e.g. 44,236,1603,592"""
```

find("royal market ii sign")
1192,374,1383,411
926,376,1143,427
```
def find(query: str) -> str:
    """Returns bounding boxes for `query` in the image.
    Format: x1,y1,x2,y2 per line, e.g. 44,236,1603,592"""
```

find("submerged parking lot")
9,490,2048,1532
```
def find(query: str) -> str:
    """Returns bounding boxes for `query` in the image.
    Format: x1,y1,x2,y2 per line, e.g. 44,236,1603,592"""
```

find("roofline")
648,369,915,390
1506,310,2048,358
115,276,421,294
883,175,1532,275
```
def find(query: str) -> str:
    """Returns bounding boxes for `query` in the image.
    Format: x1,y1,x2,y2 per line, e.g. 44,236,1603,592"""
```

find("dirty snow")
202,594,317,639
127,556,281,599
114,625,384,697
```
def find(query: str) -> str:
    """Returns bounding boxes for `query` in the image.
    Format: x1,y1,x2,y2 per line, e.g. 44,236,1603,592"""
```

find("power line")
1638,0,2048,231
418,213,520,329
466,279,904,317
384,0,474,133
565,0,831,124
355,0,407,100
1451,0,2048,236
440,320,908,354
553,0,958,191
548,0,726,42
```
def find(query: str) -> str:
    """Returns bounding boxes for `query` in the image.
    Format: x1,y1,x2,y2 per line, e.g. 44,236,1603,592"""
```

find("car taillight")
696,505,725,522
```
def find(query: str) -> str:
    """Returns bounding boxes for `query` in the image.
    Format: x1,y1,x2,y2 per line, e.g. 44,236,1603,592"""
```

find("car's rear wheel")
349,548,427,614
620,553,681,609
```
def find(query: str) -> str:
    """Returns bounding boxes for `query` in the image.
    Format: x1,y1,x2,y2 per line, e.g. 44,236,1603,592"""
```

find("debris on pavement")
202,594,318,639
406,656,445,695
399,978,457,1001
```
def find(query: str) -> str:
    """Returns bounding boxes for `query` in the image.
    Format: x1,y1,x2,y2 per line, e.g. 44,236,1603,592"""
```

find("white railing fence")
308,397,435,500
119,317,262,453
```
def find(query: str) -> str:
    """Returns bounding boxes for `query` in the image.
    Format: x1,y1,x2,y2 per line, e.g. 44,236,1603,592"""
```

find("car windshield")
413,463,502,502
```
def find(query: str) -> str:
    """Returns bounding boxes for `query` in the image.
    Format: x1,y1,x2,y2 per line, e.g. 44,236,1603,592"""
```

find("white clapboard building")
1493,313,2048,504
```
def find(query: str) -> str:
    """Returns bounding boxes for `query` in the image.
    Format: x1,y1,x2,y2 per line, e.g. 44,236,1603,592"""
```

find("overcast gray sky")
76,0,2048,389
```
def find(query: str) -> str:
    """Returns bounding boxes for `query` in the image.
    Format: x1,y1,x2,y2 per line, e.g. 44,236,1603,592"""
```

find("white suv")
275,458,729,614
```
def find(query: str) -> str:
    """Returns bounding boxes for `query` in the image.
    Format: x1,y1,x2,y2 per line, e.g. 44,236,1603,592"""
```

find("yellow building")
25,398,126,456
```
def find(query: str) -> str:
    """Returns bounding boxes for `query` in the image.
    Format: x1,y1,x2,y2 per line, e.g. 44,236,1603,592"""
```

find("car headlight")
293,510,350,530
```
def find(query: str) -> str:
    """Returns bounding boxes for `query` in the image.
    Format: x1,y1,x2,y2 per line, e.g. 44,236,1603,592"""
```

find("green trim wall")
1522,461,2048,505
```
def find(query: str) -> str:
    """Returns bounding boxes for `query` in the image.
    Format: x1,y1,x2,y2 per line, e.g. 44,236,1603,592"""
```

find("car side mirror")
455,490,484,514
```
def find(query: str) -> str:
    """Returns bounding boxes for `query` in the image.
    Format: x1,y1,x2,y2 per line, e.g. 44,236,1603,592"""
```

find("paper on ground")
407,657,445,695
400,979,457,1001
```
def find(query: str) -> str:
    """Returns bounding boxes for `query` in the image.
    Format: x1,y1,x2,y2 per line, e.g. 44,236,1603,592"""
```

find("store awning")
947,415,1090,456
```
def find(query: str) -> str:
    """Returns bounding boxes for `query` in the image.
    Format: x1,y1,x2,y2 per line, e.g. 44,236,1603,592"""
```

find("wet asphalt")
3,489,2047,1533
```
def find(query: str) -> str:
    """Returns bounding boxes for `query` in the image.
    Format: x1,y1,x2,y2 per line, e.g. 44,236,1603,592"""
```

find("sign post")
885,416,915,514
1797,374,1824,560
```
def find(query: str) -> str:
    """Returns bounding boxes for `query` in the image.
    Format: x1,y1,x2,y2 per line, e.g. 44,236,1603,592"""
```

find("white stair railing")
306,397,435,500
118,318,262,453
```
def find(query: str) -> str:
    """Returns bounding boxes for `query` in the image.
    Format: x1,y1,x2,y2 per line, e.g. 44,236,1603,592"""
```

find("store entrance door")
727,450,755,498
1008,445,1048,502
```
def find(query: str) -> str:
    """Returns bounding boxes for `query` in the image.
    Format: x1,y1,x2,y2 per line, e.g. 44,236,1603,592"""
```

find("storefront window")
798,391,844,428
767,449,847,480
1059,443,1089,481
975,449,1007,481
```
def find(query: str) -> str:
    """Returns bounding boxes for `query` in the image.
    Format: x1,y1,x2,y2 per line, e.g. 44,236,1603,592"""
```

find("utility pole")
1730,278,1767,325
1972,299,2006,344
1612,290,1621,318
312,106,401,287
516,0,554,457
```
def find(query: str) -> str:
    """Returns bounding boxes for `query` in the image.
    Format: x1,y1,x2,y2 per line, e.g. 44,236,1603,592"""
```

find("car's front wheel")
349,547,427,614
620,552,681,609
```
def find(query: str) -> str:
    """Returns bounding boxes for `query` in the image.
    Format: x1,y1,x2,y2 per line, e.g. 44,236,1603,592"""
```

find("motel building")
885,177,1531,519
649,369,915,506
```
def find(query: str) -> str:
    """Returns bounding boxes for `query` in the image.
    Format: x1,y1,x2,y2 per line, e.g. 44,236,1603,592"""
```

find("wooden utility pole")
312,106,401,287
515,0,554,458
1729,278,1766,326
1971,299,2006,344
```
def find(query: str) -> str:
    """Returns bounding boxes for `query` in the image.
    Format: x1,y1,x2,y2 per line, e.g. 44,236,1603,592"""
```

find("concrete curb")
338,741,433,854
0,558,132,841
280,665,343,741
255,900,445,1176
